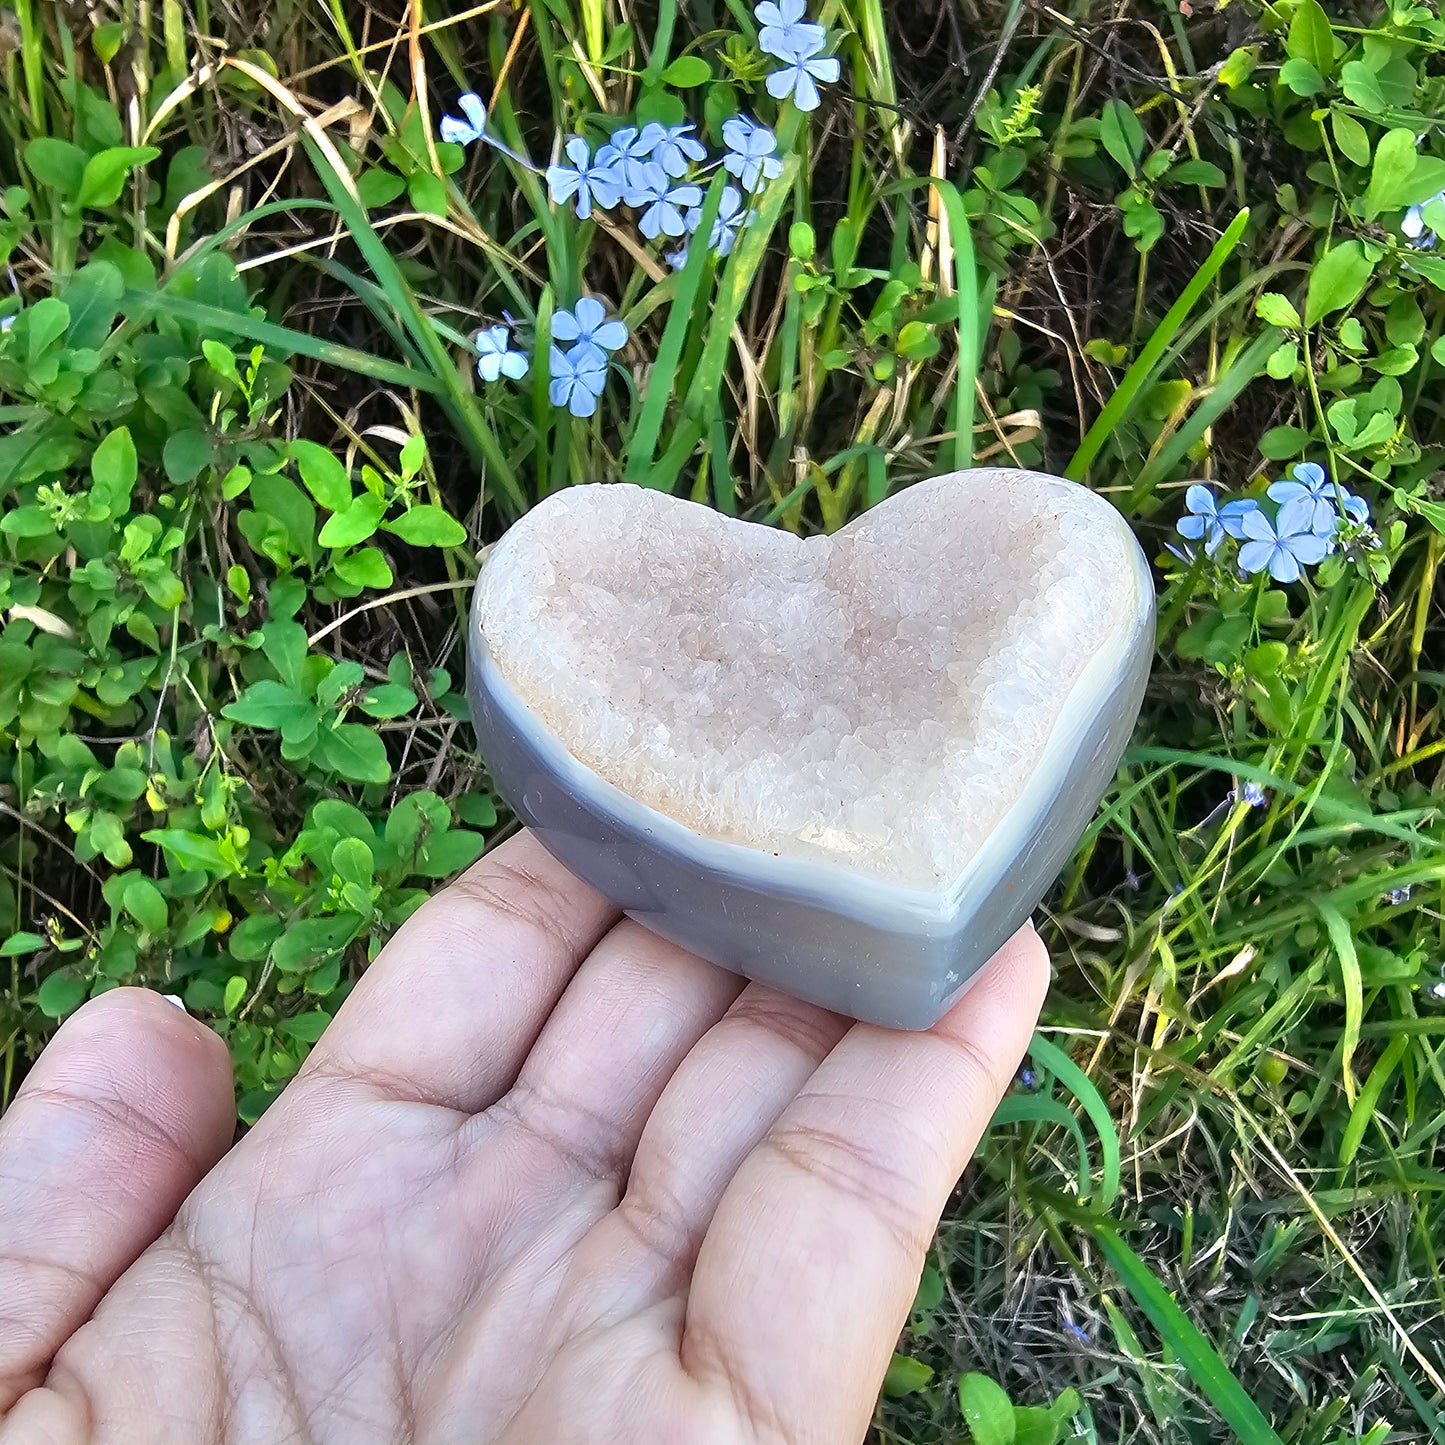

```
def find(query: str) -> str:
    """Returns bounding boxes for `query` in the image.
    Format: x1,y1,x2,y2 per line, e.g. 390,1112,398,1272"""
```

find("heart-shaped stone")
468,469,1153,1028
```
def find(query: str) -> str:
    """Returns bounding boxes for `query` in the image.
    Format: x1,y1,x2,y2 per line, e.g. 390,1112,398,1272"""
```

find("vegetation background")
1,0,1443,1439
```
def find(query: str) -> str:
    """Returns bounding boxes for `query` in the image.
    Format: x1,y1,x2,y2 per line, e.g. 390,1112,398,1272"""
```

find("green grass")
2,0,1444,1440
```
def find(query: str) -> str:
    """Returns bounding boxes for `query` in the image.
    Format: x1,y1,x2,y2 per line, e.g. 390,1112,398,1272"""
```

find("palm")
0,835,1047,1445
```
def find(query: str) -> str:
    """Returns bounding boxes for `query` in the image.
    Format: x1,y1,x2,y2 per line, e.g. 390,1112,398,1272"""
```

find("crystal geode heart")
468,469,1153,1028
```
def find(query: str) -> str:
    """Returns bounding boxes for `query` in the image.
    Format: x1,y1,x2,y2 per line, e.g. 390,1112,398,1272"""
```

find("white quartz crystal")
477,470,1142,888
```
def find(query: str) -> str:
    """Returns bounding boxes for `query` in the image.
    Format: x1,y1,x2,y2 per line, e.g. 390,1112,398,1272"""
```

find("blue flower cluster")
436,0,836,416
1175,462,1371,584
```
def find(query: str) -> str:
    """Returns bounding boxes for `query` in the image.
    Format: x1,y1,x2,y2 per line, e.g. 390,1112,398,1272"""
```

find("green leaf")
1304,240,1375,326
318,493,387,548
331,547,394,590
223,975,248,1013
1285,0,1333,74
25,137,88,195
77,146,161,208
1278,58,1323,96
1013,1391,1082,1445
357,167,407,208
271,913,365,971
1331,110,1371,167
37,970,88,1018
1,931,46,956
292,439,353,511
89,425,138,519
881,1354,933,1397
222,679,315,732
121,877,169,934
279,1010,334,1043
1099,99,1145,178
1364,129,1445,219
1,505,57,538
1255,292,1300,328
62,260,125,347
959,1373,1016,1445
314,722,391,783
415,828,487,878
330,836,375,890
1167,159,1226,186
142,828,232,874
407,169,448,219
382,504,466,546
661,55,711,86
163,429,213,484
360,683,417,718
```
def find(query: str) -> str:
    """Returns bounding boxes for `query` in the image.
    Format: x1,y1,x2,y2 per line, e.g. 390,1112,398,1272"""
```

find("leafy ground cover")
1,0,1443,1438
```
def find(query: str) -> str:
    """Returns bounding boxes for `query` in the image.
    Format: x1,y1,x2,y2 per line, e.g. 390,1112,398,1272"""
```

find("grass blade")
1030,1033,1121,1210
1315,896,1364,1105
1068,208,1250,482
929,179,984,472
623,178,724,487
1126,326,1282,508
1087,1219,1285,1445
122,291,446,393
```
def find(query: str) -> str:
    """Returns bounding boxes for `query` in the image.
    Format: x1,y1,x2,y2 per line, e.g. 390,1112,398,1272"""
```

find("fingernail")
162,994,187,1013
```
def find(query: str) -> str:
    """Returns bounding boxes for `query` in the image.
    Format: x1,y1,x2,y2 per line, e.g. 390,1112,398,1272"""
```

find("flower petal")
807,54,840,83
552,309,579,342
1237,540,1274,575
792,69,822,111
1292,461,1326,489
1286,531,1330,566
459,93,488,133
568,383,599,417
765,66,796,101
563,135,591,167
440,116,479,146
1183,483,1215,516
1219,498,1259,538
1266,548,1301,584
1175,515,1207,541
546,165,581,204
591,319,629,351
1239,507,1276,542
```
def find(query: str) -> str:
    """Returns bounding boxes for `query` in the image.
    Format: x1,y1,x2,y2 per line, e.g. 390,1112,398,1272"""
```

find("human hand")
0,832,1048,1445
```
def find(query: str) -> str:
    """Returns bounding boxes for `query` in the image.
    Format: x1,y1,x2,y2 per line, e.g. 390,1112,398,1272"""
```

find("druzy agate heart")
467,469,1153,1028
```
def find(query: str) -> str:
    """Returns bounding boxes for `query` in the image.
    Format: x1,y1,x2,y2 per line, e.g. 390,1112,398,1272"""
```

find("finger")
565,984,851,1327
682,925,1049,1444
303,831,619,1113
474,918,744,1200
0,988,234,1411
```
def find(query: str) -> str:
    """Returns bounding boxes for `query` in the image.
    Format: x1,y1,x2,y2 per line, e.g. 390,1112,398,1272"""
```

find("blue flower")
474,324,529,382
1266,461,1337,534
755,0,827,63
721,114,784,192
764,27,839,111
666,246,690,270
1238,497,1331,583
1267,462,1370,544
596,122,667,190
1387,885,1412,905
546,136,625,219
1403,191,1445,249
1175,484,1232,555
1237,781,1268,808
439,92,488,146
652,123,707,178
552,296,628,354
548,342,609,418
685,185,751,256
639,181,703,239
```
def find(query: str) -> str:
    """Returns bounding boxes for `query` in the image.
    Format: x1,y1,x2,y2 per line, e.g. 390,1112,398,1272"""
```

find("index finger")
299,831,619,1114
681,925,1049,1444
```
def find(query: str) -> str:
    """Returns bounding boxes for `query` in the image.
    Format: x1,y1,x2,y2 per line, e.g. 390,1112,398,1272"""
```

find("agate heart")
468,469,1153,1028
